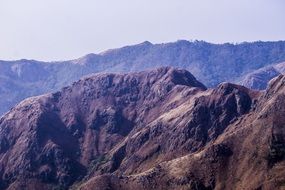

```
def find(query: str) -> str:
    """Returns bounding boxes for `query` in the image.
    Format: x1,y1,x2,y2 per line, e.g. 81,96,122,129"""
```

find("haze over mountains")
1,40,285,116
0,67,285,190
240,61,285,90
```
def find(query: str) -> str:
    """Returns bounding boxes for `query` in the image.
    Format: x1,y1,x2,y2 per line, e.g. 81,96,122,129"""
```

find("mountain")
239,61,285,90
0,67,285,190
1,40,285,115
80,73,285,190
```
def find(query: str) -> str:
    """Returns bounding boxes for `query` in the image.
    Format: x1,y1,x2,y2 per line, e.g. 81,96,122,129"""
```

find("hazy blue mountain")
239,61,285,90
1,40,285,115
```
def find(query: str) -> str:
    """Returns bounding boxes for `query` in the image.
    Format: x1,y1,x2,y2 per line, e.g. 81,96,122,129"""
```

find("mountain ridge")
240,61,285,90
1,67,284,189
1,40,285,116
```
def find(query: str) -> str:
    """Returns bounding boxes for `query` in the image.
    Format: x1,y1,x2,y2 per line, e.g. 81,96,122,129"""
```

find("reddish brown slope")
1,67,279,190
79,75,285,190
0,67,208,189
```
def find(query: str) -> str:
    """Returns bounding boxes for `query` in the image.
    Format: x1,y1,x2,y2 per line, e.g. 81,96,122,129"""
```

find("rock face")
0,67,285,190
1,40,285,115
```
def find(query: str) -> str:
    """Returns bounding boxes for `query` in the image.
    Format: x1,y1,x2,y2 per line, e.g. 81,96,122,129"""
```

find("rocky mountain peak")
1,67,285,190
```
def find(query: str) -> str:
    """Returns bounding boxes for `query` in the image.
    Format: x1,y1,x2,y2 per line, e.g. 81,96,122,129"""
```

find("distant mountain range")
1,67,285,190
1,40,285,115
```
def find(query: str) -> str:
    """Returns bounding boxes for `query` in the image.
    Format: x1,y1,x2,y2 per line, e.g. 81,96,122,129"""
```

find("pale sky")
0,0,284,61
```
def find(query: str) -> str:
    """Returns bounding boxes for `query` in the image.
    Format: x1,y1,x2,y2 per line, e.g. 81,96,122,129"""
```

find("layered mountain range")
1,40,285,115
0,67,284,190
